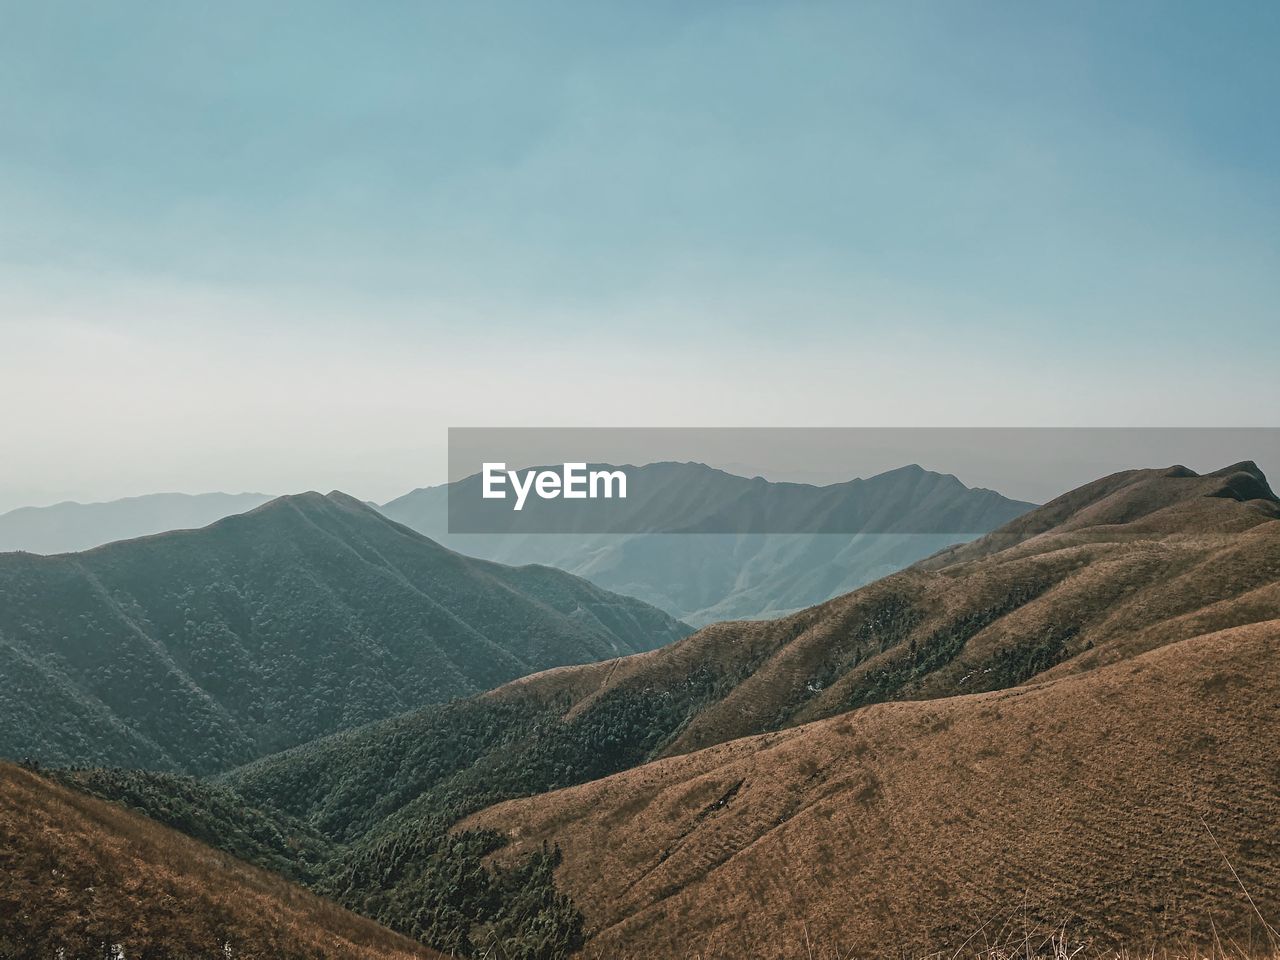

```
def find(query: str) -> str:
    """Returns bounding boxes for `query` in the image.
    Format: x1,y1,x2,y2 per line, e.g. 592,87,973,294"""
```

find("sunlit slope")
468,619,1280,959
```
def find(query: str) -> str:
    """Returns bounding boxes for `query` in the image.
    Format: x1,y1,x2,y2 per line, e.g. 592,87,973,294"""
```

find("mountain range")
6,461,1279,958
0,465,1035,626
454,460,1280,957
88,459,1275,958
0,491,274,555
0,491,687,774
381,462,1035,624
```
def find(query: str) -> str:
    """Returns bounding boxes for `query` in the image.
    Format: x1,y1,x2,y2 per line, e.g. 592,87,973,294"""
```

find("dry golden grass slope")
484,462,1280,757
468,620,1280,959
0,762,440,960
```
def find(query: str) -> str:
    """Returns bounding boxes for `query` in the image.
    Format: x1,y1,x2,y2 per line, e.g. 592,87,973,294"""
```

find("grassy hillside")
0,761,439,960
0,491,688,773
467,620,1280,959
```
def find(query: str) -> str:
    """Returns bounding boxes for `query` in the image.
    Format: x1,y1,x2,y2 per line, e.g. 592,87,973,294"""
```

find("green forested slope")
0,491,688,774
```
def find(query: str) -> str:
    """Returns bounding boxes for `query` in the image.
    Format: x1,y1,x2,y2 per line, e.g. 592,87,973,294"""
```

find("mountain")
0,491,274,554
0,491,688,774
0,760,440,960
211,461,1279,956
380,462,1036,624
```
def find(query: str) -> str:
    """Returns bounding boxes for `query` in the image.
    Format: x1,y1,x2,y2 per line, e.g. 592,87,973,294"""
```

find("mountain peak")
249,489,376,519
920,459,1279,569
1205,461,1278,504
1208,459,1264,479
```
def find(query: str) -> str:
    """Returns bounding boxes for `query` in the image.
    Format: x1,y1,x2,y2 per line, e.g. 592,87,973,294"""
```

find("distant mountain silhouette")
380,462,1035,624
0,491,274,554
0,492,688,774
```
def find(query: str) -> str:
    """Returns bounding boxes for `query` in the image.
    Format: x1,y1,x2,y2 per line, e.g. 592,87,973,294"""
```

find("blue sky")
1,1,1278,507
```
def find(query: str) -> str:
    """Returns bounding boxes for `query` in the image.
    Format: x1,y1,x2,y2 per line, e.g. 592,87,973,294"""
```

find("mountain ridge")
0,491,275,555
381,461,1035,624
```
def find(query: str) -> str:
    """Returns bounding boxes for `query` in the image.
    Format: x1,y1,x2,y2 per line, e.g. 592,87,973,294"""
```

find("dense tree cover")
49,663,758,957
837,577,1057,712
0,491,688,774
47,765,335,885
292,681,731,954
48,747,588,959
327,829,582,958
198,654,797,954
225,655,776,841
976,624,1080,692
767,592,922,726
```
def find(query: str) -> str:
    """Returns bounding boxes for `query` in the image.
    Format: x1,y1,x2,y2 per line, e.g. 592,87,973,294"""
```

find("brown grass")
481,466,1280,770
0,762,440,960
467,620,1280,960
592,936,1280,960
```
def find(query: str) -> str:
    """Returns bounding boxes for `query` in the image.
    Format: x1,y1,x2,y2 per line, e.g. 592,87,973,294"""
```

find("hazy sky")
2,1,1278,510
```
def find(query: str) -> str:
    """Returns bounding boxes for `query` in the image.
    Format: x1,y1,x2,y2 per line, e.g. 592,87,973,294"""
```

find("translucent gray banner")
446,427,1280,534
